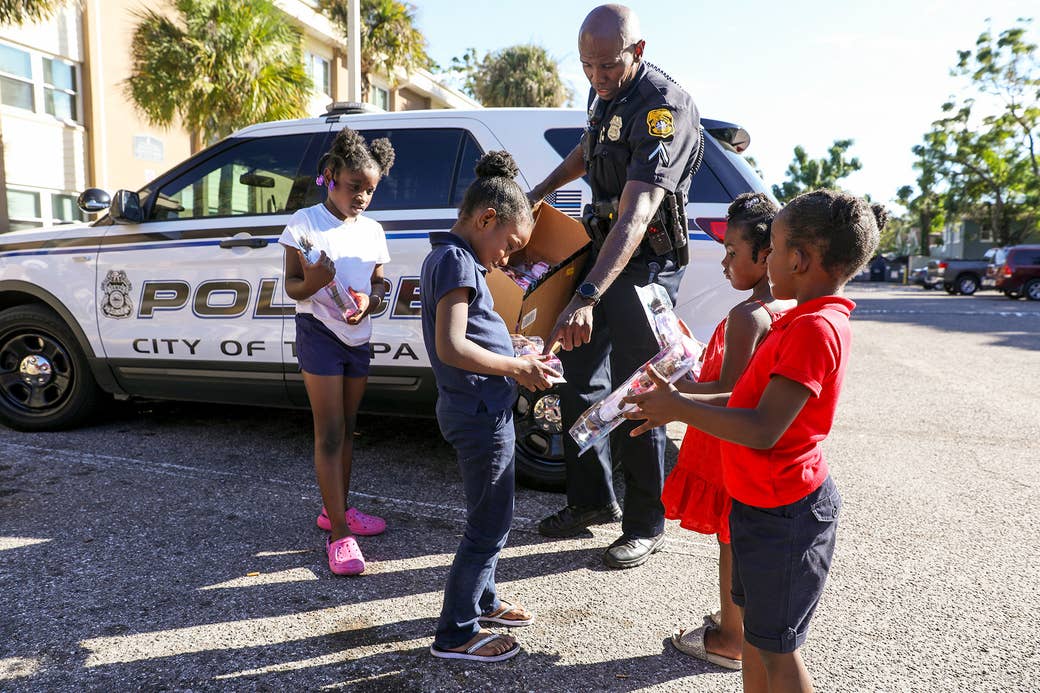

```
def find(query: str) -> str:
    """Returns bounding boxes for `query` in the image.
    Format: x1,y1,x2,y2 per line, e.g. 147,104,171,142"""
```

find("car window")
148,134,315,221
689,153,731,204
451,132,484,206
345,128,474,211
544,127,582,159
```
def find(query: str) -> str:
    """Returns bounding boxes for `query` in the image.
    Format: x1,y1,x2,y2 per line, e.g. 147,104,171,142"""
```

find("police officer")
528,4,701,569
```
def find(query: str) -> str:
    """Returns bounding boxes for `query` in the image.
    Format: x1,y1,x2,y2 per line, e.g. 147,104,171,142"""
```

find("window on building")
0,43,34,111
0,42,81,121
307,54,331,97
43,57,77,120
52,193,85,223
371,85,390,111
149,134,317,221
6,189,42,230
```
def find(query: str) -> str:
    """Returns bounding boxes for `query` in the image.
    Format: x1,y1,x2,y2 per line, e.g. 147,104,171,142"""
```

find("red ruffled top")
662,317,732,542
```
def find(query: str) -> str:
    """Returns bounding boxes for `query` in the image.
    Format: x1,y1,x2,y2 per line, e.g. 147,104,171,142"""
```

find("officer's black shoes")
603,532,666,569
537,503,623,538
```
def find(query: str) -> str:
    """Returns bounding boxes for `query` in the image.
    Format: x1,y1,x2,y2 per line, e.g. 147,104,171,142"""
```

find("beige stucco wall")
83,0,192,192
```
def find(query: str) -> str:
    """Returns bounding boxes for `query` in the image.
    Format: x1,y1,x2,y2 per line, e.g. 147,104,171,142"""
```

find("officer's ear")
632,40,645,62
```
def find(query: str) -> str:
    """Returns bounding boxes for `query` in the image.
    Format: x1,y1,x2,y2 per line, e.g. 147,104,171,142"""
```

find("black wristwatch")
575,281,601,305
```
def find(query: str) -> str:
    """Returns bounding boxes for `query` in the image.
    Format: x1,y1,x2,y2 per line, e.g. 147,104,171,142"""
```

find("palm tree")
0,0,62,25
463,45,571,108
320,0,432,98
124,0,312,154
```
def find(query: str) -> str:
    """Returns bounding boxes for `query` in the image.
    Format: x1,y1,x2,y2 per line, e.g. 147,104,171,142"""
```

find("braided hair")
727,192,779,262
778,189,885,281
319,127,395,180
458,151,533,227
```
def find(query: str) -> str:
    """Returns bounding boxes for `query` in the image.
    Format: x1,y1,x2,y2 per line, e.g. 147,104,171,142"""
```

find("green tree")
771,139,862,203
912,20,1039,247
896,179,943,257
450,44,571,107
0,0,61,25
956,19,1039,180
321,0,432,98
124,0,311,154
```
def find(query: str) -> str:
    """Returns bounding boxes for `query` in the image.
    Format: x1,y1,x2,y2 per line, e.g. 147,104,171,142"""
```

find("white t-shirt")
279,203,390,347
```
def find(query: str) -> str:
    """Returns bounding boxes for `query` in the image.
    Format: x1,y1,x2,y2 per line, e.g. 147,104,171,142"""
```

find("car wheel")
956,274,979,295
944,283,957,295
513,387,566,491
0,305,101,431
1025,279,1040,301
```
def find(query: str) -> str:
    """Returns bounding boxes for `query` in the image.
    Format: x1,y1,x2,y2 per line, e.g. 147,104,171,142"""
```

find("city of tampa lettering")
130,337,418,360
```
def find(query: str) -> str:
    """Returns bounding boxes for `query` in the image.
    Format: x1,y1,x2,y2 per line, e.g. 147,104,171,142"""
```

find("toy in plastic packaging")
511,334,565,384
568,336,702,455
635,283,705,382
292,227,364,321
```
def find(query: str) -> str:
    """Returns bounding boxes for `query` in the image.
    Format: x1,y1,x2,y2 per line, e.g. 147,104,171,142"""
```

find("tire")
513,387,566,491
1025,279,1040,301
956,274,979,295
944,283,957,295
0,305,101,431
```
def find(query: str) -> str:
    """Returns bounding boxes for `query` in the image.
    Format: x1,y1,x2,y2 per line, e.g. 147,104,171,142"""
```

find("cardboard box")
487,203,591,342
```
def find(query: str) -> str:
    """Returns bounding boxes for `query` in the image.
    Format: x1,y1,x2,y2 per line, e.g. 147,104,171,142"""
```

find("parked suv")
989,244,1040,300
0,105,770,488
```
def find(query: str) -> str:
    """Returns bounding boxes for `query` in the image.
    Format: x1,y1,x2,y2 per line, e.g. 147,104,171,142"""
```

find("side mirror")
110,190,143,224
77,188,111,214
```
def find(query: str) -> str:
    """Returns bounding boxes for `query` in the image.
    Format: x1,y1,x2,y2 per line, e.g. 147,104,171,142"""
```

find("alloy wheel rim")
0,330,74,414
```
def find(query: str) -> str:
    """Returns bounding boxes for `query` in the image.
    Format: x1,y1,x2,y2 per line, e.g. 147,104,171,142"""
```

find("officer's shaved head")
580,4,642,49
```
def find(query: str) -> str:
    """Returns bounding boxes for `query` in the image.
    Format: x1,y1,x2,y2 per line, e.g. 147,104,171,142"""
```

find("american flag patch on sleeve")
543,189,583,218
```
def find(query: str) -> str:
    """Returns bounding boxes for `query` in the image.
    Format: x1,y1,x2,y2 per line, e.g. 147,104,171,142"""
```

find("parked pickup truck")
926,248,998,295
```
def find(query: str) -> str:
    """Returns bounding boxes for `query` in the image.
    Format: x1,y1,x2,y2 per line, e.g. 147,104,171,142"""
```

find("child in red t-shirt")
664,192,794,670
625,190,884,692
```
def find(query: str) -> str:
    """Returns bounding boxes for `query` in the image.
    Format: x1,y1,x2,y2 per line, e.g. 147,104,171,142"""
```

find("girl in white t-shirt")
279,128,394,576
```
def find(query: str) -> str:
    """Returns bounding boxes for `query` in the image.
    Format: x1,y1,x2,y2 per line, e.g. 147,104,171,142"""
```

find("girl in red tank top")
662,193,794,669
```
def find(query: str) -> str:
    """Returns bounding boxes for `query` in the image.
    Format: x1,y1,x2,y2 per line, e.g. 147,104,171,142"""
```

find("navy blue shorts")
729,475,841,653
295,313,370,377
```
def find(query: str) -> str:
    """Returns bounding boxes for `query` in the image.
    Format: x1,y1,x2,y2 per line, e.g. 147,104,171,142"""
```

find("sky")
410,0,1037,209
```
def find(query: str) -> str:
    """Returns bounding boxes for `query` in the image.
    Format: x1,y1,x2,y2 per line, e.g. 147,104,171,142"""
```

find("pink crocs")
317,506,386,536
326,535,365,575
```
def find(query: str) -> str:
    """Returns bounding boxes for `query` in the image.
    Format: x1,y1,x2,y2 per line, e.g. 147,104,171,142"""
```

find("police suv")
0,105,769,488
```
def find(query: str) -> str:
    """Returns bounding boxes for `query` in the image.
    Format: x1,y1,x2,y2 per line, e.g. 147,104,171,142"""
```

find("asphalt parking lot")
1,284,1038,692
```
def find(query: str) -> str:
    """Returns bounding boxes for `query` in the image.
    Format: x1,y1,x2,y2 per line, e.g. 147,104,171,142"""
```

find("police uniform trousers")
558,251,685,538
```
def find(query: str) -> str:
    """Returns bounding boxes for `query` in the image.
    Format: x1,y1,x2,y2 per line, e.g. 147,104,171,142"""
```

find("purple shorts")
295,313,370,377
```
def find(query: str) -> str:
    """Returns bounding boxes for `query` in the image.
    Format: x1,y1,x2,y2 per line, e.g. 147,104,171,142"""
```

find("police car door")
95,125,329,405
284,117,506,408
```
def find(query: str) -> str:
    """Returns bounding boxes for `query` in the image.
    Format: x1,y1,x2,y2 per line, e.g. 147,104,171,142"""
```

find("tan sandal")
430,632,520,662
478,600,535,627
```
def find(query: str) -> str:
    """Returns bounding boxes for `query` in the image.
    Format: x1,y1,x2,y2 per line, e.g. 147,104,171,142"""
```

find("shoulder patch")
646,108,674,138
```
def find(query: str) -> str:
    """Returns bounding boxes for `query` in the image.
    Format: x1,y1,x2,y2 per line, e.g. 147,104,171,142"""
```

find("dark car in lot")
926,248,997,295
989,244,1040,300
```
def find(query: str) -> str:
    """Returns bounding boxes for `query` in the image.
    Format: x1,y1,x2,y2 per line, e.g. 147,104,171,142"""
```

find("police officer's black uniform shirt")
583,62,700,202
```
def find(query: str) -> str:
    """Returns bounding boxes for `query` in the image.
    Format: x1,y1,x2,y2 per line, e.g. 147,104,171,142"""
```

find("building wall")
1,5,89,229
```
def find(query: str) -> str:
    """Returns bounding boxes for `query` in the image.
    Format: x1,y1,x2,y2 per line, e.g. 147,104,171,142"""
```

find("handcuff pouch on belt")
580,191,690,267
